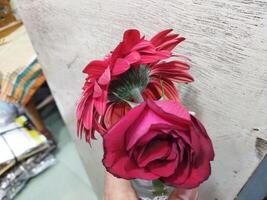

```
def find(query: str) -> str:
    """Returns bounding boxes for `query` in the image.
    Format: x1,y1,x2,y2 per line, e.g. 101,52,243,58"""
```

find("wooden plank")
0,21,22,38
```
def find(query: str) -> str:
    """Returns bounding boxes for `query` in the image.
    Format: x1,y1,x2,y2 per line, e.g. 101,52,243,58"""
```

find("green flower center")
108,65,150,103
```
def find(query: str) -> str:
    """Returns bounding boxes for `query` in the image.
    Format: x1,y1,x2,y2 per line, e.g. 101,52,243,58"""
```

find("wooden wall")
15,0,267,199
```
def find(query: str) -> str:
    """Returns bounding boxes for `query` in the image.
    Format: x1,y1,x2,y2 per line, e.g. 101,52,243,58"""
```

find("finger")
103,171,138,200
168,187,198,200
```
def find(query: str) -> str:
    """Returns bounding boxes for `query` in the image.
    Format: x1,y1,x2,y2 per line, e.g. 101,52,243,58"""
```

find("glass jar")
131,179,174,200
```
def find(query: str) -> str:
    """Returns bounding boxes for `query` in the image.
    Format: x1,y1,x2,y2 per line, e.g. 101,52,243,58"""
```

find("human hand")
103,171,138,200
167,187,198,200
103,171,198,200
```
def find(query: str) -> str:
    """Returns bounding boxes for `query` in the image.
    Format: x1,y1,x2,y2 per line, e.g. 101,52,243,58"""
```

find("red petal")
92,111,107,135
112,58,130,75
98,66,111,85
147,100,191,124
132,40,152,51
137,140,170,167
150,61,193,83
142,84,161,100
161,79,180,101
148,154,178,177
139,52,170,63
104,102,131,128
123,29,141,51
150,29,173,46
94,86,108,115
104,102,147,152
111,42,123,64
190,115,215,162
157,37,185,51
83,60,108,77
125,51,141,64
82,98,94,130
93,82,102,98
162,150,191,187
145,78,180,101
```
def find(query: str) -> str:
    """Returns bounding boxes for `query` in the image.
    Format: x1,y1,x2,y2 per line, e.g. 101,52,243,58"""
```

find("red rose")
103,100,214,188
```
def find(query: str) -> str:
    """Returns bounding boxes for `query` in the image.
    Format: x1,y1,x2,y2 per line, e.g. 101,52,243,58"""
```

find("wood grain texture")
15,0,267,199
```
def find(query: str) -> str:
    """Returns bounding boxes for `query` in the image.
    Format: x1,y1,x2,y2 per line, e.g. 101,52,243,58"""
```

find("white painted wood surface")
15,0,267,199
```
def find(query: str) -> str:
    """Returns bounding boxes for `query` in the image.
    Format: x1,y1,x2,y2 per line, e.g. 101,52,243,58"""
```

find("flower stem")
152,180,167,196
130,88,144,103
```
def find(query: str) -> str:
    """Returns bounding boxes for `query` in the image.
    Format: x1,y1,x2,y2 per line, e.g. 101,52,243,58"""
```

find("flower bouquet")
76,29,214,199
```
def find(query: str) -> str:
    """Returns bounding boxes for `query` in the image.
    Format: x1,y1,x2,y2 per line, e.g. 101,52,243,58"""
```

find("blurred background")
0,1,96,199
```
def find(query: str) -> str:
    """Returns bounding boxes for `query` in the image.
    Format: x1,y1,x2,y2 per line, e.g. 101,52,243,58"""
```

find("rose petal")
148,154,178,177
179,161,211,188
162,150,191,186
104,156,133,179
126,108,171,150
137,140,170,167
167,142,178,161
124,159,160,180
103,102,146,153
190,115,215,166
147,100,191,124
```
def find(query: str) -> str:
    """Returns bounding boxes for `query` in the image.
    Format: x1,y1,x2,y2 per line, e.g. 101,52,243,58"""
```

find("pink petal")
147,100,191,124
76,95,87,120
110,42,123,64
83,60,108,76
139,53,170,63
94,86,108,115
112,58,130,75
98,66,111,85
93,82,102,98
126,108,172,150
82,98,94,130
132,40,152,51
104,102,146,152
125,51,141,64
